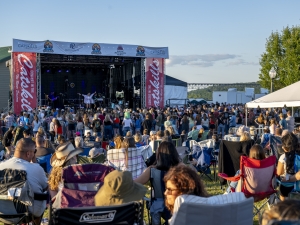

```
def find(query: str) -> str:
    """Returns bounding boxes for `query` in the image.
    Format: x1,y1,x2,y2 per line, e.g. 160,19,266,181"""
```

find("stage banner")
12,39,169,59
13,52,37,114
145,58,164,108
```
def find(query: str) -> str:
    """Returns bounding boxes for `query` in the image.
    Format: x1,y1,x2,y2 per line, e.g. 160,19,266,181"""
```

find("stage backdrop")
145,58,164,108
13,52,37,114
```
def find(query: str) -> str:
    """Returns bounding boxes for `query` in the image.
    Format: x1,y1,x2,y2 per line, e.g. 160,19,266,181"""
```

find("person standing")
78,92,96,109
286,110,295,132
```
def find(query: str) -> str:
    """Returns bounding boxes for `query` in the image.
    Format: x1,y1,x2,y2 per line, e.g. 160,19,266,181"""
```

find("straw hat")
94,170,146,206
50,142,83,167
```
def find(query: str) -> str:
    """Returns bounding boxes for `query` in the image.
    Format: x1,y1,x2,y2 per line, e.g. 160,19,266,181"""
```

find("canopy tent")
164,75,187,106
245,81,300,108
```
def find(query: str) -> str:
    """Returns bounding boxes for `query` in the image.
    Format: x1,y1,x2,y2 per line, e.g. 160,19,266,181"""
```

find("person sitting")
224,144,266,194
167,126,180,139
188,126,200,141
240,131,252,142
89,141,105,158
48,142,83,199
74,132,84,148
134,133,145,147
142,129,150,144
94,170,146,206
114,135,124,149
163,165,209,224
36,135,55,157
84,132,95,142
261,200,300,225
135,141,186,225
0,138,48,224
276,132,300,200
126,131,132,137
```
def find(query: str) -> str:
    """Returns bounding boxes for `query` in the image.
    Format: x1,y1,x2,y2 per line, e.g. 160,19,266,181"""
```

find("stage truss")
141,58,146,108
37,53,42,107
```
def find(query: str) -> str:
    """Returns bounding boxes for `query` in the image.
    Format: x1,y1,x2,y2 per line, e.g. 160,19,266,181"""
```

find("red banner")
13,52,37,115
145,58,164,108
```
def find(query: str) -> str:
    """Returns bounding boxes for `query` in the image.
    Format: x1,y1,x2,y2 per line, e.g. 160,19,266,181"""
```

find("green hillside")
188,82,262,100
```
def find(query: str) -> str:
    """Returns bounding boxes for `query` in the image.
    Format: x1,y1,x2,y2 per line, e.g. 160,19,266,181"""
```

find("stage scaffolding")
141,58,146,108
37,53,42,107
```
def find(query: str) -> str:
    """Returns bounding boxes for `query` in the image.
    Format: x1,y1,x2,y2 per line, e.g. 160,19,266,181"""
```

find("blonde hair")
240,131,251,141
126,131,132,137
134,134,142,143
167,126,175,136
44,139,55,150
48,166,63,191
114,135,123,149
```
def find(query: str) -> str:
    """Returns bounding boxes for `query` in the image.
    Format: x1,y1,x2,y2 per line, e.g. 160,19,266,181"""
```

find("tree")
259,26,300,90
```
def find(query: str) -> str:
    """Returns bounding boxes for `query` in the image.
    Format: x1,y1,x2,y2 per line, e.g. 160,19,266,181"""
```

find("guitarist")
46,92,59,109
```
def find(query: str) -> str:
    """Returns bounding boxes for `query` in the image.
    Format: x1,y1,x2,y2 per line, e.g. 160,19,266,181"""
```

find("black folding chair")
49,201,144,225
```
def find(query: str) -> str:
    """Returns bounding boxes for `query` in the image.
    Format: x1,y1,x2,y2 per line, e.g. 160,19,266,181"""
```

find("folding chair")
190,139,217,181
51,163,114,209
36,153,52,173
0,169,48,225
219,155,277,217
218,139,254,185
49,201,144,225
170,193,253,225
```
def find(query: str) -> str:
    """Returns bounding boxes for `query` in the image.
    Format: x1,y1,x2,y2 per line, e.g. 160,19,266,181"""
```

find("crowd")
0,102,300,224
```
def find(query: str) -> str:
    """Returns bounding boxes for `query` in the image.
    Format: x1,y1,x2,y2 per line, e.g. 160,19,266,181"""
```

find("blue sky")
1,0,299,83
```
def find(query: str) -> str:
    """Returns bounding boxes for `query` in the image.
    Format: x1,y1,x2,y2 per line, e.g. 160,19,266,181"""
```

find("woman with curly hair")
113,135,123,149
164,165,208,214
48,142,82,199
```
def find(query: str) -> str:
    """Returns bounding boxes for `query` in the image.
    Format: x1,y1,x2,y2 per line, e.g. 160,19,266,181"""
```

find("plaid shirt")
106,147,147,179
4,115,15,128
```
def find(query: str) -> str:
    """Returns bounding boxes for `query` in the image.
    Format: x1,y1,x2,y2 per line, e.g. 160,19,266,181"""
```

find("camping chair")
51,163,114,209
49,201,144,225
170,192,253,225
144,168,171,225
269,135,284,160
218,155,277,217
106,147,147,179
36,154,52,173
0,169,48,225
190,139,217,181
218,139,254,185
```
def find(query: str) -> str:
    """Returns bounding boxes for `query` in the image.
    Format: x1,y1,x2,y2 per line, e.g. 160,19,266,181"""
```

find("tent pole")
245,107,248,127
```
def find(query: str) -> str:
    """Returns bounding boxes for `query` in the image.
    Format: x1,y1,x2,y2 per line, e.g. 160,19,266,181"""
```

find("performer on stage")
45,92,59,109
78,92,96,109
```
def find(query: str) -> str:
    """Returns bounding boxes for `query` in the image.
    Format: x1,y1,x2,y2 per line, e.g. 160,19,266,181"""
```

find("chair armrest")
218,173,241,182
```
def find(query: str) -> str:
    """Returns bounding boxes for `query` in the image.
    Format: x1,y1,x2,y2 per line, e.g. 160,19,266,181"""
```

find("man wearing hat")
95,170,146,206
0,138,48,223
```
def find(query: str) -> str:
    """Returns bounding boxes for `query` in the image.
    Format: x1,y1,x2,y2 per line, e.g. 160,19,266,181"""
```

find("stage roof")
12,39,169,59
0,46,11,63
165,75,187,87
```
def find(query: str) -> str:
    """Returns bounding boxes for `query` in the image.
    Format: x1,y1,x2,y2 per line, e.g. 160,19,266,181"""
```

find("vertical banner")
145,58,164,108
13,52,37,114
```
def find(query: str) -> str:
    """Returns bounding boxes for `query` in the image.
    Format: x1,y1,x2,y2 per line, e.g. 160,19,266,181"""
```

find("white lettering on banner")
17,54,34,111
149,59,161,107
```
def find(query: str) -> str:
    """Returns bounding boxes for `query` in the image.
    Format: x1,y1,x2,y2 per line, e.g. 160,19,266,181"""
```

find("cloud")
225,59,258,66
165,54,258,67
166,54,239,67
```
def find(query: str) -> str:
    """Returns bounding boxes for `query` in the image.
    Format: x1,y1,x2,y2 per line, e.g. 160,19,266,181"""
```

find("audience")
239,131,252,141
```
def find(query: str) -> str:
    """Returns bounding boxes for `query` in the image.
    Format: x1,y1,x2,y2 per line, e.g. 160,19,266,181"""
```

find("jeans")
218,124,225,137
123,127,131,136
104,125,113,140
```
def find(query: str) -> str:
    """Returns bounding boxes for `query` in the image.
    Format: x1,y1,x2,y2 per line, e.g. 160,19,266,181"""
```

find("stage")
10,39,169,114
40,54,142,109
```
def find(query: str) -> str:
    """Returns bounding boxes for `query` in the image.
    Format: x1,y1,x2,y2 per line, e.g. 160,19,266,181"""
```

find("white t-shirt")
0,157,48,216
32,121,41,132
123,118,132,128
201,119,209,128
279,153,287,176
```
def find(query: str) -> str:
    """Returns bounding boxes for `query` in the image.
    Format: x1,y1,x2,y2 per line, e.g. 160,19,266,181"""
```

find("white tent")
245,81,300,108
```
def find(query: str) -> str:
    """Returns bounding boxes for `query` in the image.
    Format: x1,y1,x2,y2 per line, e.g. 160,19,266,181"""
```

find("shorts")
68,123,76,131
113,124,120,128
209,124,215,129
